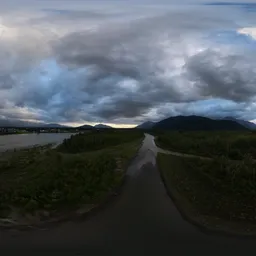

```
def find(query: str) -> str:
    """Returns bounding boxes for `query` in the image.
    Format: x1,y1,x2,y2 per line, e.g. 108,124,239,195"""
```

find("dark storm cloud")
90,96,154,119
153,100,252,122
185,49,256,102
93,101,151,119
0,74,16,89
0,102,6,109
50,10,256,122
1,0,256,125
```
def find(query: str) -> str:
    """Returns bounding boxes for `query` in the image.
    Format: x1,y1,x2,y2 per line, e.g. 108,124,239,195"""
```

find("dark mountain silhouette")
221,116,256,130
153,115,247,131
94,124,112,129
77,124,94,129
136,121,155,129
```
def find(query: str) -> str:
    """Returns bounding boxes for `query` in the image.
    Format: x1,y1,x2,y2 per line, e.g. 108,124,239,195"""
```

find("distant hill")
77,124,94,129
136,121,155,129
94,124,112,129
221,116,256,130
77,123,112,129
153,115,247,131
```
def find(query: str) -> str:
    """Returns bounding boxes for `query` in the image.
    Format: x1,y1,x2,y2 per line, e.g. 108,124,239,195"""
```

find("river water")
0,133,74,152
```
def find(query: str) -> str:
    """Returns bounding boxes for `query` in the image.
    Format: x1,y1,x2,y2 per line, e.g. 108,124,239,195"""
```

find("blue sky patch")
205,29,256,48
205,2,256,12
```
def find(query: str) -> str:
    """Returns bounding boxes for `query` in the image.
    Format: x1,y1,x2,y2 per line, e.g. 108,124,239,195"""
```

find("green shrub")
155,131,256,160
0,131,143,217
158,153,256,223
57,130,143,153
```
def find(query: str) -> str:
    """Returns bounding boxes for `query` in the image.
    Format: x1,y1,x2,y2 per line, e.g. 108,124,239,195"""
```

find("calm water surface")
0,133,74,152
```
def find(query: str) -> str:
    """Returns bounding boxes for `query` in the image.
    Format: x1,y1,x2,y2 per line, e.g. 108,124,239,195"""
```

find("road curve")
0,134,256,255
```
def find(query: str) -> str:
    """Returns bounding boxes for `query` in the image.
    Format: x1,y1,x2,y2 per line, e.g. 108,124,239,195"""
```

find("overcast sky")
0,0,256,127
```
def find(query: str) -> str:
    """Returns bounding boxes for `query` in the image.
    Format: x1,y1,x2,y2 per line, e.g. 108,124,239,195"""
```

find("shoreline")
0,133,75,153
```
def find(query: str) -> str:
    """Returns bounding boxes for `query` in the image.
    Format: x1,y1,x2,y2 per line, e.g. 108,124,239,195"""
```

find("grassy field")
157,153,256,224
0,130,144,220
155,131,256,160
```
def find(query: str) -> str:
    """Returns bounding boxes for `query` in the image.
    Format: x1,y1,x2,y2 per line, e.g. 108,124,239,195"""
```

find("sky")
0,0,256,127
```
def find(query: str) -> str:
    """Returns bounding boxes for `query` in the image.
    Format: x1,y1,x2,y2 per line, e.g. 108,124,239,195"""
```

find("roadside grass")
155,131,256,160
0,131,143,220
157,153,256,224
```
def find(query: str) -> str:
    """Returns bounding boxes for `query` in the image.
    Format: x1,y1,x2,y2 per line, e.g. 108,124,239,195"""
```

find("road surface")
0,134,256,255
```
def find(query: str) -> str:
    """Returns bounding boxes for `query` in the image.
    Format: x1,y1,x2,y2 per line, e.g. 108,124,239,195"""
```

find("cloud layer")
0,0,256,126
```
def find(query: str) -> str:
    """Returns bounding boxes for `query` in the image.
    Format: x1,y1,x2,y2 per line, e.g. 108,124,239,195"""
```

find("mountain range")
136,115,255,131
0,118,116,129
1,116,255,131
94,124,112,129
77,124,113,129
136,121,155,129
153,115,246,131
221,116,256,130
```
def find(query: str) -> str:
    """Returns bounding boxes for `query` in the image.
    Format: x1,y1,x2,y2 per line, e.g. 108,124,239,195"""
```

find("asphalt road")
0,134,256,255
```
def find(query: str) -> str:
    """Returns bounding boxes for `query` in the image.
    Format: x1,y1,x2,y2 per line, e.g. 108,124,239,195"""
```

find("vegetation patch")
157,153,256,225
57,129,143,153
155,131,256,160
0,130,143,222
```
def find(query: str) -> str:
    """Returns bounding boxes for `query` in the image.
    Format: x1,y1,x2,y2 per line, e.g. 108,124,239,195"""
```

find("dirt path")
0,134,256,255
150,135,211,160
